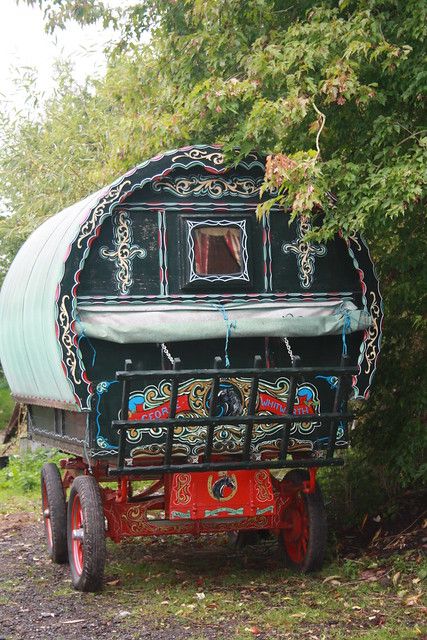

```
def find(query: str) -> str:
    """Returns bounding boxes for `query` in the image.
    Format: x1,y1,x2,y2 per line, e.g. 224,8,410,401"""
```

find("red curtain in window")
193,227,241,275
224,229,242,267
194,229,210,274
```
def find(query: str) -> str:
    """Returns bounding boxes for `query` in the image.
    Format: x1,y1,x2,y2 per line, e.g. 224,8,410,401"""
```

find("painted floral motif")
126,376,321,458
170,148,260,167
347,233,362,252
100,210,147,295
346,234,383,399
282,216,327,289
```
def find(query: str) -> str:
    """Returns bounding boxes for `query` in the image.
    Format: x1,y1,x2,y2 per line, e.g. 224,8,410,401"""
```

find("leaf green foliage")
319,452,386,530
0,449,62,494
1,0,426,500
0,384,14,431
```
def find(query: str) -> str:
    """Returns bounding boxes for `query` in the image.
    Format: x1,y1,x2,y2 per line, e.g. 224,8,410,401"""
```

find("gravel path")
0,513,200,640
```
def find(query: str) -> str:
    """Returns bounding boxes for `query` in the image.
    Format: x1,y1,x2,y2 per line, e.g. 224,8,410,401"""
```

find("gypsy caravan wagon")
0,145,382,591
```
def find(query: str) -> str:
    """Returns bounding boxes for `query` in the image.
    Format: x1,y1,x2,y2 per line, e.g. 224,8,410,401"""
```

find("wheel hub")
70,496,84,576
72,528,85,541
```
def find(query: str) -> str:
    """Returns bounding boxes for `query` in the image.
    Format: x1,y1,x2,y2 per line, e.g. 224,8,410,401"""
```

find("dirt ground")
0,509,426,640
0,512,195,640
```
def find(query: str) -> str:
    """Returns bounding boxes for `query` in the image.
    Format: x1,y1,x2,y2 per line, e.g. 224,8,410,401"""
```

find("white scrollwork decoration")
364,291,381,375
187,218,250,283
100,210,147,295
172,149,225,164
77,180,132,249
152,175,263,199
348,233,362,252
282,216,327,289
59,295,81,385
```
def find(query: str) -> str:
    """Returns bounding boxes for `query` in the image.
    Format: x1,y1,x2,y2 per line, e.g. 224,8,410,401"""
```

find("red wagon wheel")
67,475,106,592
41,463,68,564
279,469,327,572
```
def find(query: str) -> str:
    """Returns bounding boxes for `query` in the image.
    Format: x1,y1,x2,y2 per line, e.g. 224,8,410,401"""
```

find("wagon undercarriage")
40,355,354,591
43,457,329,591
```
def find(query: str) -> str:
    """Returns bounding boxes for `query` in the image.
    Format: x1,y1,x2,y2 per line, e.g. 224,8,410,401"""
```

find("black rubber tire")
67,475,106,592
41,463,68,564
279,469,327,573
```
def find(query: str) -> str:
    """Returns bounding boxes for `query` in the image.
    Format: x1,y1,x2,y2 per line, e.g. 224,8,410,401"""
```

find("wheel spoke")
71,496,84,576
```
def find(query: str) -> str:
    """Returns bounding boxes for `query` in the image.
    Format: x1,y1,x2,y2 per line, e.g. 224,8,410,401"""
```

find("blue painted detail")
204,507,244,518
76,313,97,367
128,393,146,413
298,386,314,401
171,510,192,519
342,309,351,356
95,380,119,450
313,436,330,448
211,303,237,368
256,505,274,515
206,381,243,418
315,375,339,390
337,398,346,440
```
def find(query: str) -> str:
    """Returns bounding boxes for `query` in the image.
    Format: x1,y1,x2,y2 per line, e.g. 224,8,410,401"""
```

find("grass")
0,448,63,497
91,533,426,639
0,489,39,514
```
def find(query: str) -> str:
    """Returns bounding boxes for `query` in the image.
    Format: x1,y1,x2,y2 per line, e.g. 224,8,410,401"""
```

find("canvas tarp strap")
76,300,371,344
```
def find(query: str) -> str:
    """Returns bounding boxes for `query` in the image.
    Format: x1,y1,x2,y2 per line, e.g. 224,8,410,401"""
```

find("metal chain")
164,338,293,366
281,336,295,364
161,342,175,365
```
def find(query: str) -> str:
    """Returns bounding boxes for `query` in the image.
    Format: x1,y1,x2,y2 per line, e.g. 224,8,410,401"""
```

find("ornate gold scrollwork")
77,179,132,249
364,291,381,375
174,473,192,505
58,295,81,385
152,175,263,198
171,148,225,165
282,216,327,289
99,210,146,295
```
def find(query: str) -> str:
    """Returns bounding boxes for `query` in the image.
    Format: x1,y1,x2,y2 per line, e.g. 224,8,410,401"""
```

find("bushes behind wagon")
0,449,62,494
0,375,14,432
